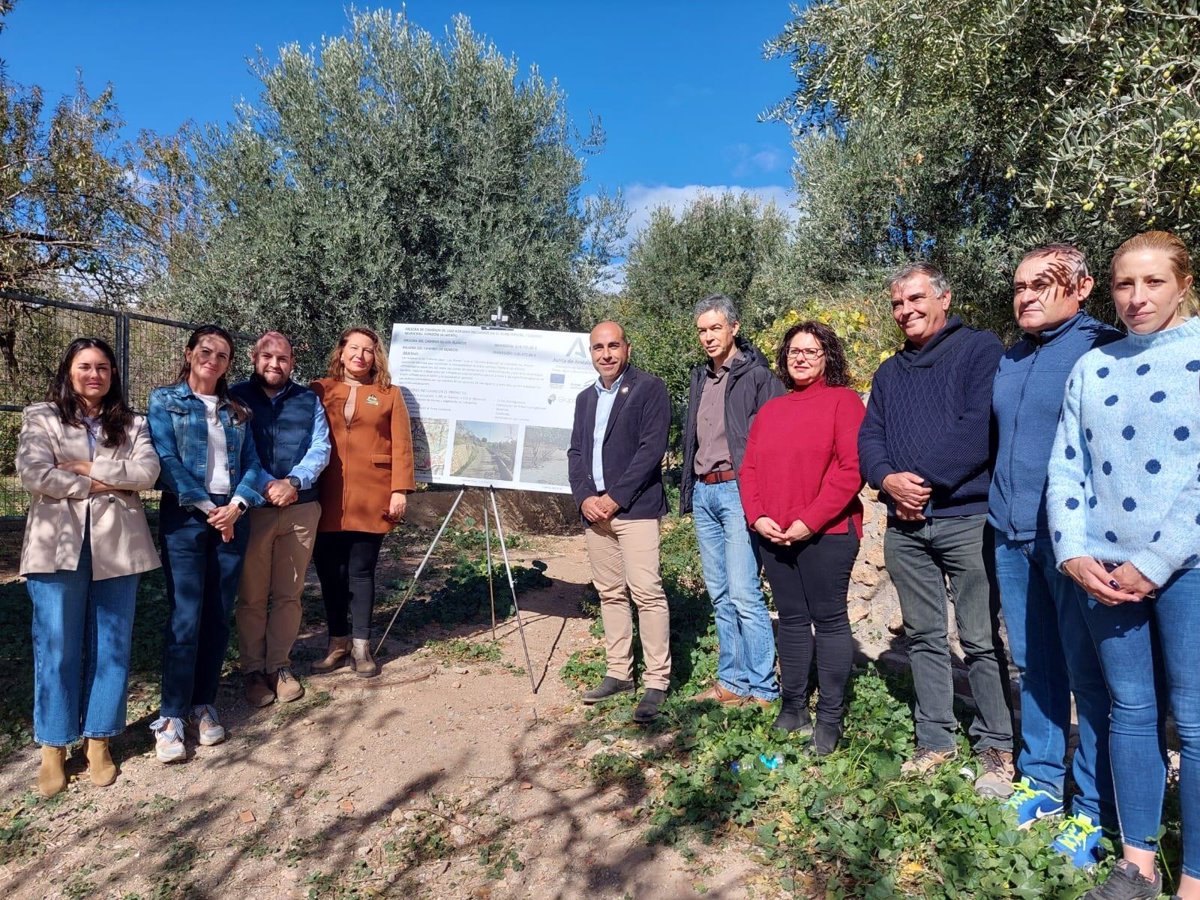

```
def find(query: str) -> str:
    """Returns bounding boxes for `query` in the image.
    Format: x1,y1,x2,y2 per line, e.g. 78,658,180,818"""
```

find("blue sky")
3,1,800,241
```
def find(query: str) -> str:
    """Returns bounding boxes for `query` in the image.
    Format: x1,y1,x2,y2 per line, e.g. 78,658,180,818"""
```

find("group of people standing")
567,231,1200,900
18,325,415,788
15,227,1199,898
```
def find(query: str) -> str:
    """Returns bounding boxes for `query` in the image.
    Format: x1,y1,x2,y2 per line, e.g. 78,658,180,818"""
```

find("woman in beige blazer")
17,338,160,796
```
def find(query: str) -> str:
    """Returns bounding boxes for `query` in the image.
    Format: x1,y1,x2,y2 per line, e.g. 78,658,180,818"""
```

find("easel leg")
374,487,466,656
484,504,497,643
489,487,537,694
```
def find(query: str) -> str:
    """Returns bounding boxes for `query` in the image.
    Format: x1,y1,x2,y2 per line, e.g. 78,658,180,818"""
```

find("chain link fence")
1,291,253,519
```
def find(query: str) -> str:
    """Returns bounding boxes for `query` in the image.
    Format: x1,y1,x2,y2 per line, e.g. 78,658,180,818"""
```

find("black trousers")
759,532,860,725
313,531,385,640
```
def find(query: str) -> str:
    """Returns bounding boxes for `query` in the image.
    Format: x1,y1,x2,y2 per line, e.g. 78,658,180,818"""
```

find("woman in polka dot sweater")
1048,230,1200,900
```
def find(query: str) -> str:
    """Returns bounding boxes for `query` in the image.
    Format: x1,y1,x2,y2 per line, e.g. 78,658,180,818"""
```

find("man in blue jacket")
567,321,672,723
680,294,783,712
231,332,330,708
990,245,1120,865
858,262,1014,795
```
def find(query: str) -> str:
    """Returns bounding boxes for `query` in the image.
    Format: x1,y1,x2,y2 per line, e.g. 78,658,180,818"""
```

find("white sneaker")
151,716,186,763
191,704,226,746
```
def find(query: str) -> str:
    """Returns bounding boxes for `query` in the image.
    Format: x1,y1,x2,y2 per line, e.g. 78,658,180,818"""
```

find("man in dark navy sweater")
567,321,672,723
858,262,1014,794
230,332,330,708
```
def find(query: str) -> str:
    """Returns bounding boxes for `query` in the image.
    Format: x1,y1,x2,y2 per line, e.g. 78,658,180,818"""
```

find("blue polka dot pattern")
1097,367,1110,378
1104,395,1119,406
1066,498,1080,510
1105,531,1118,543
1187,360,1200,372
1137,364,1151,375
1146,459,1161,474
1088,497,1097,508
1085,428,1093,442
1176,427,1190,441
1186,555,1200,567
1122,426,1136,440
1151,391,1166,403
1103,461,1113,475
1152,531,1161,543
1123,497,1137,511
1065,445,1077,459
1054,530,1061,542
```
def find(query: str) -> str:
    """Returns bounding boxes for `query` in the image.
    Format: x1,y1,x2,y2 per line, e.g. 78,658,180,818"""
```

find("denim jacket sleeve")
232,421,265,508
147,387,210,506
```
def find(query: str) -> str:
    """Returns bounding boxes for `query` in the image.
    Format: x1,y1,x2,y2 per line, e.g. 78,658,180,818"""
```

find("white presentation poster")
389,324,597,494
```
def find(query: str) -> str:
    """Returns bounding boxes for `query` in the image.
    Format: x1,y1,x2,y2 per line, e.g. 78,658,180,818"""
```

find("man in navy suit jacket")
567,321,672,723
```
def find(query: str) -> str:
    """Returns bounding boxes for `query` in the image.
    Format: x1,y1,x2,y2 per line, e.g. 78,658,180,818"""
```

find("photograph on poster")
451,421,518,480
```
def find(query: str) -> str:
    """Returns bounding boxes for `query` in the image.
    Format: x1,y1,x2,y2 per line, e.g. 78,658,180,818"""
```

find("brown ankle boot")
37,745,67,797
311,636,351,674
350,639,377,678
85,738,117,786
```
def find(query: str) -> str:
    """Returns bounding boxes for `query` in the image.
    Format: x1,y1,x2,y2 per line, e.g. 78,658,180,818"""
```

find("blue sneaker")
1052,813,1102,868
1004,778,1064,828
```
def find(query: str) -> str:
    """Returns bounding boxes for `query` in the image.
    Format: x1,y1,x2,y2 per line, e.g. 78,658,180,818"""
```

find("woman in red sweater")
739,321,865,753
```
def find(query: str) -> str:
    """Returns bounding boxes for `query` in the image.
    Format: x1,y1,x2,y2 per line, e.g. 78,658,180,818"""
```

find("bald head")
589,320,630,388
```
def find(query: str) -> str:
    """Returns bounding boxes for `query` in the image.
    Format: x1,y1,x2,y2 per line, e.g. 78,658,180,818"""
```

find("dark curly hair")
48,337,134,448
775,320,851,389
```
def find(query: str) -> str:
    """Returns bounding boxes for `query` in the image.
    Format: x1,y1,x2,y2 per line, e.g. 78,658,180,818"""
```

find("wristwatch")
286,475,302,490
232,497,248,513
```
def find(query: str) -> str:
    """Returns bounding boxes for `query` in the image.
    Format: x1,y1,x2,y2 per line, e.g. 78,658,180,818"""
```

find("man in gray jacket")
681,294,784,711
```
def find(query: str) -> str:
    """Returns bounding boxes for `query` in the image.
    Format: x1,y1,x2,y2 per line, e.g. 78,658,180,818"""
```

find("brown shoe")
973,748,1015,798
85,737,117,787
37,745,67,797
244,671,276,707
690,684,748,707
900,745,958,776
272,667,305,702
747,696,775,710
350,639,377,678
311,636,351,674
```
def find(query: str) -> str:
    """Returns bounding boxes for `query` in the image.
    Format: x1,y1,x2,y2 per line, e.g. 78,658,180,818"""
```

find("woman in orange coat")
310,326,416,677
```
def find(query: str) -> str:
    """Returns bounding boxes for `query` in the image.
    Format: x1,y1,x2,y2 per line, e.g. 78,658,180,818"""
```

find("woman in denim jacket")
147,325,263,763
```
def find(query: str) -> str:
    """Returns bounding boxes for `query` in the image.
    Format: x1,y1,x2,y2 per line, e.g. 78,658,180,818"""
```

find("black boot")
813,719,843,756
772,702,813,736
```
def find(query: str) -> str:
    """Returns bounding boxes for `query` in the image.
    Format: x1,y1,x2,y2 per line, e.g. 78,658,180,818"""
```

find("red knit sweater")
738,379,866,537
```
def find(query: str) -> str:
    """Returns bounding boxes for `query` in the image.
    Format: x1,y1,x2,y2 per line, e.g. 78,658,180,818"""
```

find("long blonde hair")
325,326,392,389
1111,230,1198,317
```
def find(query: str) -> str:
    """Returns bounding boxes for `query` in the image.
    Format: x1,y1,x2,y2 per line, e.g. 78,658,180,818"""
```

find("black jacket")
567,364,670,521
679,338,784,514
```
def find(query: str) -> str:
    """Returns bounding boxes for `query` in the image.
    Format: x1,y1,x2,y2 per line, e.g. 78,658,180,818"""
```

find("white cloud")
726,143,787,178
622,182,798,241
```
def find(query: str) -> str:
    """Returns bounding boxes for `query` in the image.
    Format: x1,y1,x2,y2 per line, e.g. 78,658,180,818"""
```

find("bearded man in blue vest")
231,332,331,707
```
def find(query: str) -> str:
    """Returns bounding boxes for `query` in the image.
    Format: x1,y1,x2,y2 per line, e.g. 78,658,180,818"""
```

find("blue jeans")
692,480,779,701
994,532,1113,825
159,493,250,719
885,515,1014,752
1082,567,1200,878
27,535,140,746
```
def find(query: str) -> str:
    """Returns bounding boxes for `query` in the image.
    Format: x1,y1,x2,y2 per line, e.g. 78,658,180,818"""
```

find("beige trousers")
583,516,672,691
236,500,321,673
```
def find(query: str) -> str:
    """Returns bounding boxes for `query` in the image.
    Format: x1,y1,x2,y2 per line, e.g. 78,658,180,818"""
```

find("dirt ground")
0,526,776,900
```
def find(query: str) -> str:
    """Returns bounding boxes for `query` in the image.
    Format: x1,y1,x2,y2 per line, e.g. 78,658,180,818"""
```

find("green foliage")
564,511,1190,898
614,192,793,408
767,0,1200,338
162,9,625,373
422,637,503,664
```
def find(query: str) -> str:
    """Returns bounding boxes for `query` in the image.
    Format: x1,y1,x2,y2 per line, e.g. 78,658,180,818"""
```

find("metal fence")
1,290,253,518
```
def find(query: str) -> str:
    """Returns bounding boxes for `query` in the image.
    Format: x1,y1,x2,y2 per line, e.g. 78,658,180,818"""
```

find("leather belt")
698,469,736,485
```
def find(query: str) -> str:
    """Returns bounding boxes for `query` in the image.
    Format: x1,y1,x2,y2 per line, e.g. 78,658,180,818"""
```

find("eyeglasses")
786,347,825,360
